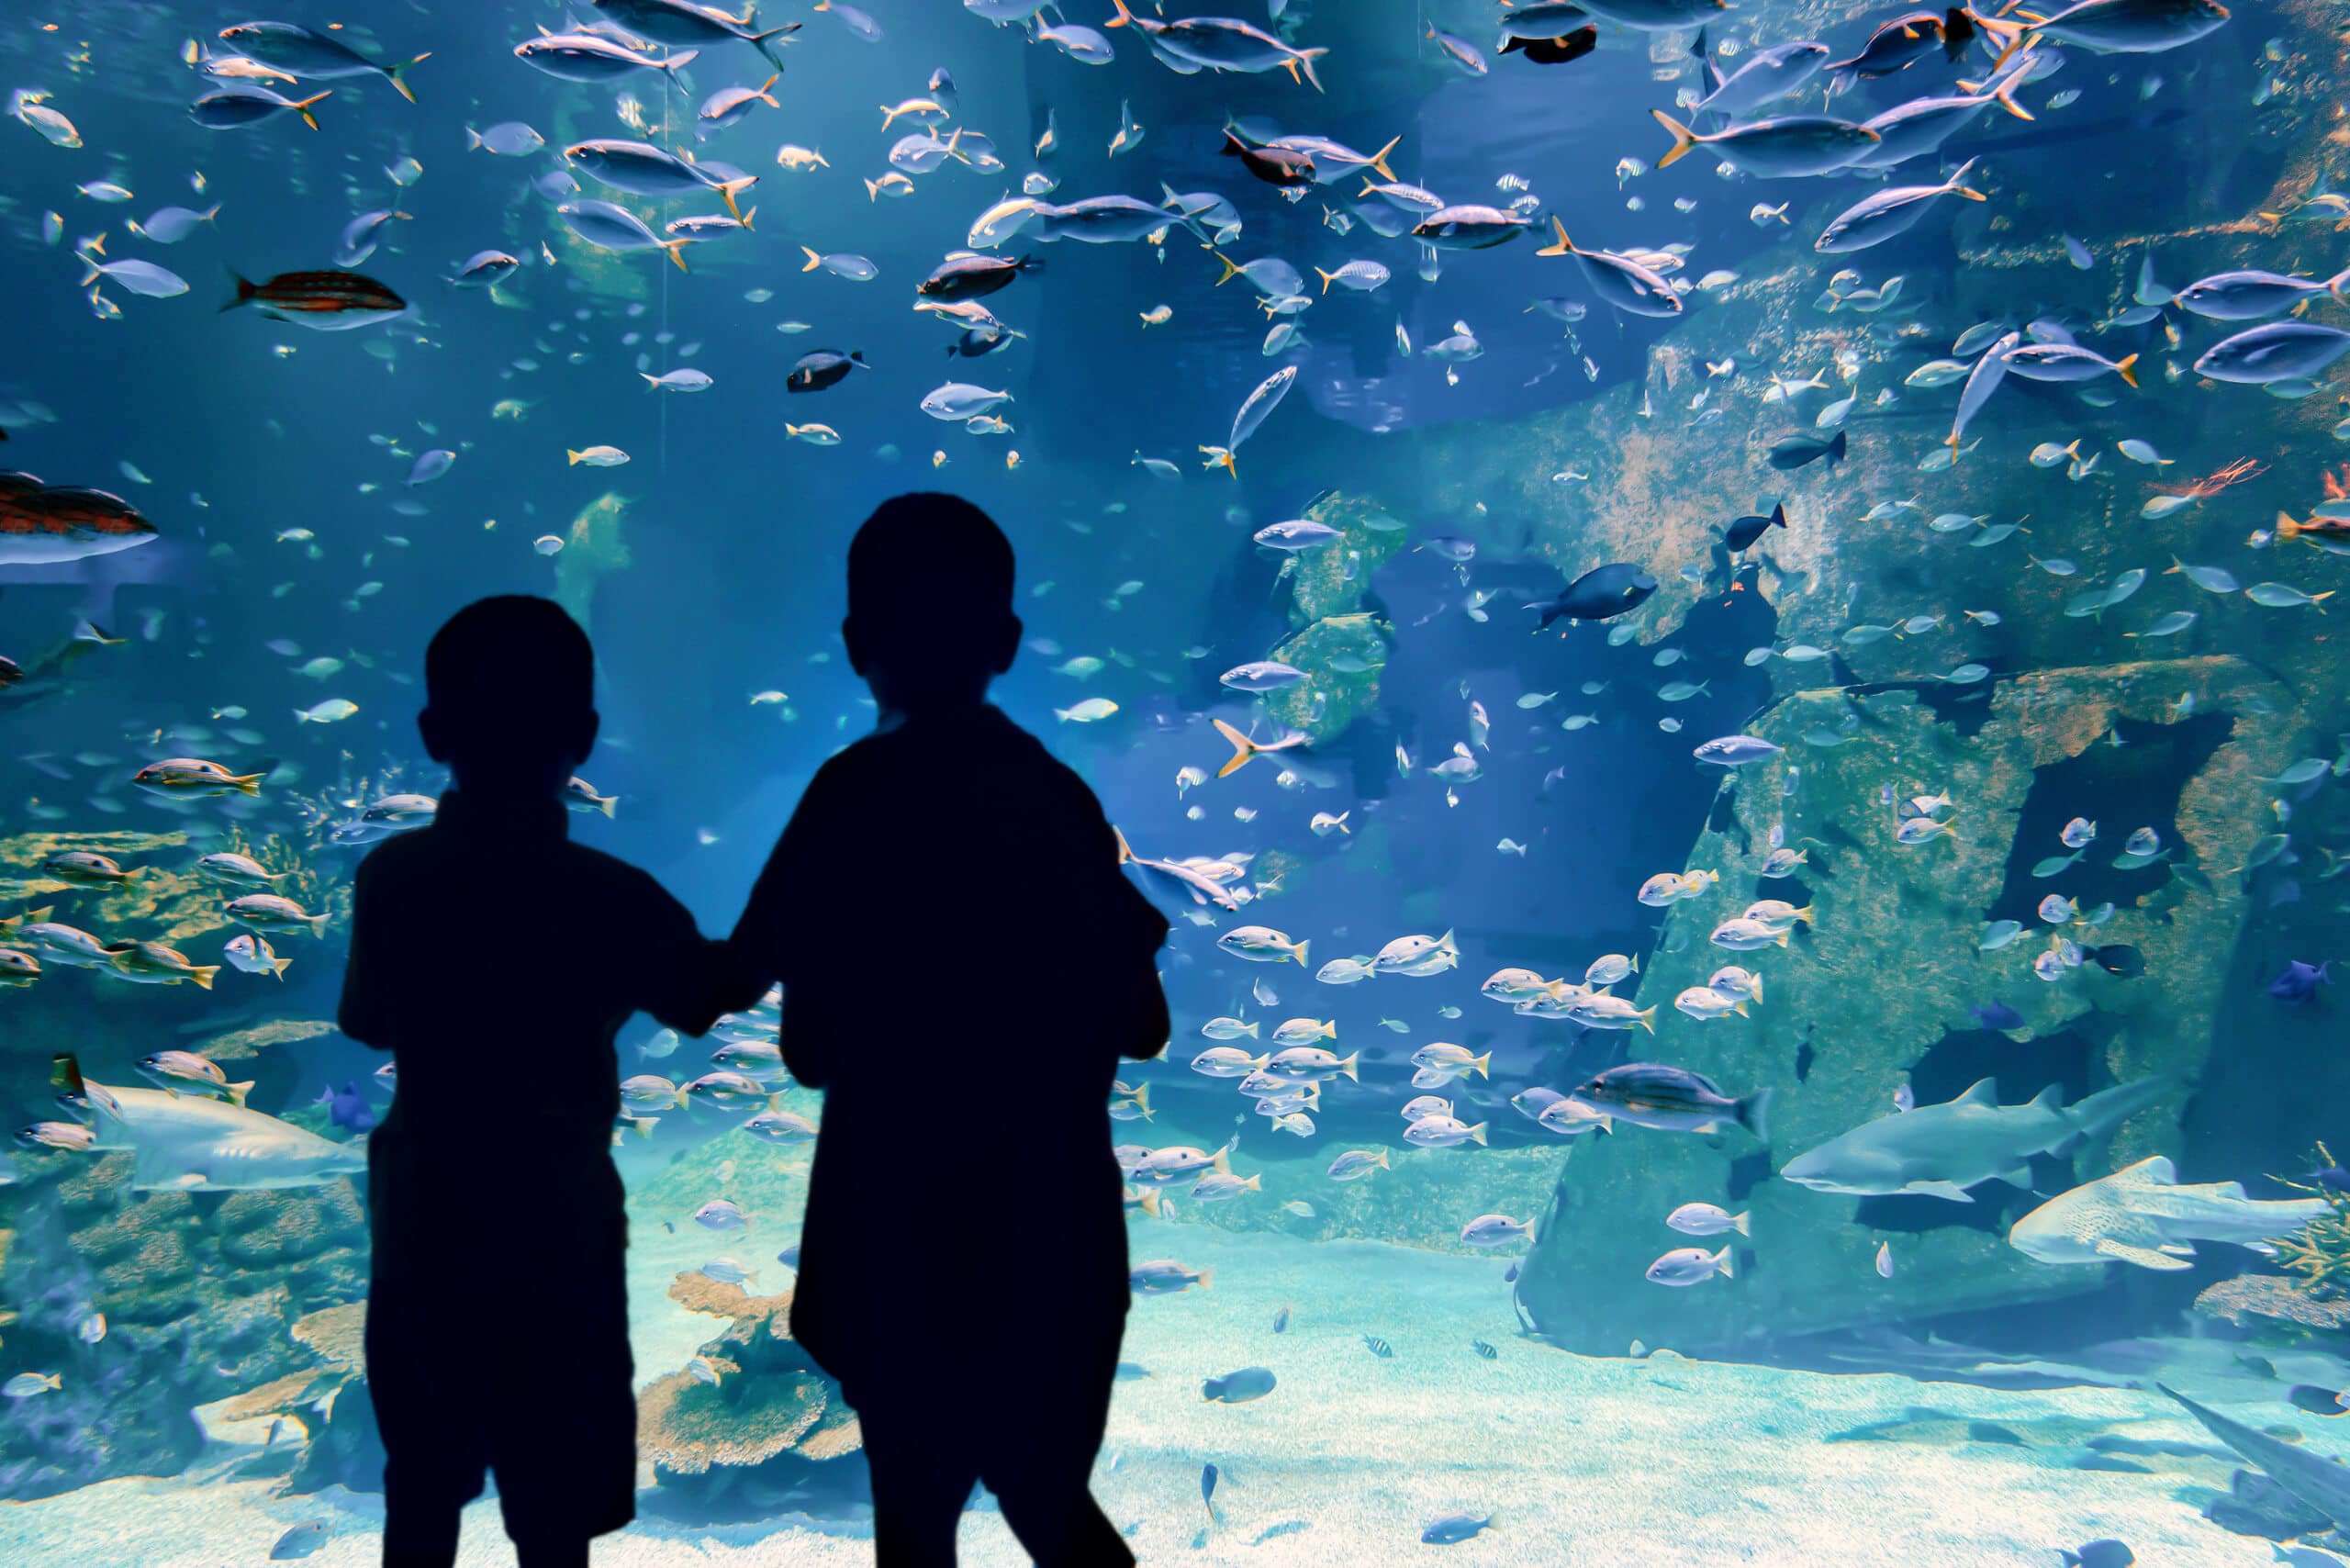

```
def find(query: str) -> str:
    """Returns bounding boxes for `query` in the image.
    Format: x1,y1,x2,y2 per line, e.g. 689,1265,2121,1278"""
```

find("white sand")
0,1222,2310,1566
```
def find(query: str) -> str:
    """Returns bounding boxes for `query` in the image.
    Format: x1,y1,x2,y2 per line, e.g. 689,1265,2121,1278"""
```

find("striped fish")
1362,1335,1394,1359
222,270,407,330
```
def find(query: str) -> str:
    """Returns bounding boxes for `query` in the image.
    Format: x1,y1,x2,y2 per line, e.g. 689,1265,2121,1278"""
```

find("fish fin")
1990,73,2032,120
226,1079,252,1106
801,246,822,272
1995,1164,2033,1188
1472,1052,1490,1079
662,239,690,272
292,90,332,131
1536,216,1574,257
271,957,291,978
194,968,219,991
1715,1246,1734,1279
1731,1211,1751,1236
2114,353,2138,389
1908,1181,1977,1203
1293,940,1311,969
1335,1048,1356,1080
1739,1088,1772,1142
1651,110,1698,170
2096,1238,2193,1271
1364,133,1401,183
1467,1122,1488,1146
1315,267,1335,294
385,52,429,105
1211,249,1241,286
1955,1077,2000,1105
1105,0,1135,23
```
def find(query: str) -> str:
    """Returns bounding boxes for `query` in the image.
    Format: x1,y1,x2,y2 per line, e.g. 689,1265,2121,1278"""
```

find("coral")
196,1018,339,1064
2271,1144,2350,1300
0,829,228,946
634,1271,859,1513
2194,1273,2350,1334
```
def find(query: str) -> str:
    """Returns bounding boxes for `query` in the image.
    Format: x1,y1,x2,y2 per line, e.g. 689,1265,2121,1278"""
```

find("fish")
2009,1156,2328,1270
217,20,429,100
1768,430,1848,470
1651,112,1882,177
223,271,407,330
1816,160,1986,252
55,1056,362,1192
1536,218,1683,317
1781,1077,2174,1201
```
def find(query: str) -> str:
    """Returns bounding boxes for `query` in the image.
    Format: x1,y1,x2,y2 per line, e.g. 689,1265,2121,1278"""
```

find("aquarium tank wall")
1,0,2347,1562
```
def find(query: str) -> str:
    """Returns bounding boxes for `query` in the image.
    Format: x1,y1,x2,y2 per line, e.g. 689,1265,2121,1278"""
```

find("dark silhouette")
341,596,745,1568
732,495,1169,1566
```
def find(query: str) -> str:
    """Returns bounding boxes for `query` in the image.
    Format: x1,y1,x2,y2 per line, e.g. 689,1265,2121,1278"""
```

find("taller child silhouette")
341,596,747,1568
733,494,1170,1566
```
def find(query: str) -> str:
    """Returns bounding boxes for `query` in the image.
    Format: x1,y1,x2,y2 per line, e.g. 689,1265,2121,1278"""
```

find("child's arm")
728,767,848,1088
636,873,763,1038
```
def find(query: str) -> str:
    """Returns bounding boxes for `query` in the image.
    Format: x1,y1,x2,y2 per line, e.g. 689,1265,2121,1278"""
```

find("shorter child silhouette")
341,596,750,1568
733,495,1169,1566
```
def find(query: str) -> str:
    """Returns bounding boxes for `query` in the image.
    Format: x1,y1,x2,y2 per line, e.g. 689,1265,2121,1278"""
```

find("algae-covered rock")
1259,491,1406,745
1516,656,2303,1354
554,491,632,629
197,1018,338,1064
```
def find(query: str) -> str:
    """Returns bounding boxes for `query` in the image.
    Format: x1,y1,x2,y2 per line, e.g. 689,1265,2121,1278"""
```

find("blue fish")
1971,1001,2027,1031
2269,959,2332,1003
315,1081,375,1133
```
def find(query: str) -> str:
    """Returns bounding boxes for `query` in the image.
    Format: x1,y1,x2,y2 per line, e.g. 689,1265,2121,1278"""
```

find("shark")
1777,1076,2173,1202
2163,1384,2350,1530
58,1055,364,1192
2009,1156,2329,1271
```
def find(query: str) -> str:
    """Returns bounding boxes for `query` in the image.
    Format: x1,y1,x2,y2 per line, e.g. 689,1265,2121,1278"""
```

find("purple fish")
1971,1001,2026,1031
2269,959,2332,1003
315,1080,375,1133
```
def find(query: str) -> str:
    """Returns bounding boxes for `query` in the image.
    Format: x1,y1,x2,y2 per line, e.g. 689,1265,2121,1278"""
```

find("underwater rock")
196,1019,340,1064
1516,657,2303,1354
552,491,632,629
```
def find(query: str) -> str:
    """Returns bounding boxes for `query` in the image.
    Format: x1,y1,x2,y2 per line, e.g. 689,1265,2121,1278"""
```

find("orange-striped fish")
222,271,407,330
0,471,158,565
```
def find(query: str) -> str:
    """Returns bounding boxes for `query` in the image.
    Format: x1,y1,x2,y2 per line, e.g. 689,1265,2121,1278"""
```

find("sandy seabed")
0,1222,2326,1566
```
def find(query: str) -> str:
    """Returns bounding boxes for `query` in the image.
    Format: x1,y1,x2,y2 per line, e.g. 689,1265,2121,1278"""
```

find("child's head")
844,492,1020,713
420,595,598,793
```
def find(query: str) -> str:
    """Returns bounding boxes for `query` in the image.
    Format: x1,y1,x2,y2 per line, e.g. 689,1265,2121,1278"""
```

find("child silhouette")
732,494,1169,1566
341,596,750,1568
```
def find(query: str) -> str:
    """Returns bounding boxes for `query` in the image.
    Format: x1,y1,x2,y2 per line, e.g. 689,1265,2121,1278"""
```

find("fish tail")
1828,428,1848,465
864,178,880,202
1365,133,1401,183
1112,824,1137,864
1194,1268,1214,1290
1136,1186,1162,1218
1740,1088,1774,1142
738,207,755,230
1467,1122,1488,1146
1732,1211,1751,1236
75,251,101,289
1990,73,2032,120
465,126,482,151
385,53,429,105
1636,1006,1656,1034
1770,502,1786,530
1104,0,1135,25
661,49,702,74
1715,1247,1736,1279
1651,110,1698,168
1211,249,1240,286
599,793,618,818
1945,158,1986,200
1292,47,1328,93
756,74,779,107
225,1078,253,1107
292,90,331,131
1315,266,1335,294
1472,1052,1491,1080
1293,939,1312,969
2114,353,2139,389
271,956,291,978
1536,215,1574,258
806,244,829,268
1335,1048,1356,1080
662,239,690,273
2329,265,2350,302
307,914,329,938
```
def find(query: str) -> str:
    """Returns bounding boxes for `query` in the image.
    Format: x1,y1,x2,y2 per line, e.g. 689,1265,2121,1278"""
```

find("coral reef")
0,1146,367,1500
634,1271,861,1517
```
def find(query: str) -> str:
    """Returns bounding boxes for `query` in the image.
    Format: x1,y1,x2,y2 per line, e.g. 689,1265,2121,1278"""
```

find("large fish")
2008,1156,2327,1270
0,472,159,566
1779,1076,2173,1201
55,1057,364,1192
1104,0,1331,89
2162,1385,2350,1530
